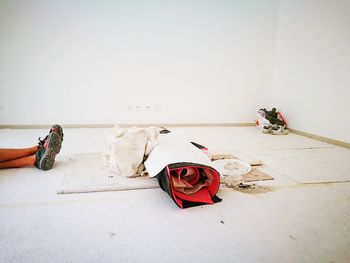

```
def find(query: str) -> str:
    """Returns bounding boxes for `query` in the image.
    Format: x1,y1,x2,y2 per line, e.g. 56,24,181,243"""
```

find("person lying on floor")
0,125,64,170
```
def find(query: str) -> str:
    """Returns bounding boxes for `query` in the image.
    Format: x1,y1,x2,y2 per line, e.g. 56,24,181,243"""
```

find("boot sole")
51,124,63,154
39,133,61,170
52,124,64,141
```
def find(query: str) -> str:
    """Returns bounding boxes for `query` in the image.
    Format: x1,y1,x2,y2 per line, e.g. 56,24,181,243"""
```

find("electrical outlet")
127,105,143,111
127,105,161,112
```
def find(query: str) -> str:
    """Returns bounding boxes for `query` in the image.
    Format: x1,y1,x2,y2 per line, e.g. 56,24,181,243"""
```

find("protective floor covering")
57,153,159,194
1,127,350,263
241,147,350,184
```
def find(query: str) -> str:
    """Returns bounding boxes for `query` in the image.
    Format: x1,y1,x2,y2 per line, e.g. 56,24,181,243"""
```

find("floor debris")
210,153,237,161
249,160,263,166
224,182,272,194
241,168,273,182
289,235,297,240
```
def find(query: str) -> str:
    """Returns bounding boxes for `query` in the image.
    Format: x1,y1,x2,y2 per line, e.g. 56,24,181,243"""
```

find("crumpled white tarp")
104,126,159,177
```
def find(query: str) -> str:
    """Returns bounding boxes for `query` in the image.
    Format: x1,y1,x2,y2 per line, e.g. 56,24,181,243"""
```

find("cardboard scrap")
210,153,237,161
249,160,263,166
211,152,272,184
241,168,273,182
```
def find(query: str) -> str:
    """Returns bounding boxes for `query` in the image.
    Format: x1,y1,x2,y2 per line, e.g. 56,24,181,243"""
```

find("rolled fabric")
145,131,222,208
156,162,221,208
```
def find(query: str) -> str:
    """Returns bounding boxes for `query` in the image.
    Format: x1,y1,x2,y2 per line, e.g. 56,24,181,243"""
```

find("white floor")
0,127,349,263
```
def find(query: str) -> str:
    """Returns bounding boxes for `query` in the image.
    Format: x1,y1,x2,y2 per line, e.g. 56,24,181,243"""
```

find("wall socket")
128,105,160,111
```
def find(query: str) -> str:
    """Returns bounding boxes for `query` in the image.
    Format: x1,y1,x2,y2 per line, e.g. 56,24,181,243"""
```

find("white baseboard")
0,123,255,129
1,123,348,148
289,128,350,149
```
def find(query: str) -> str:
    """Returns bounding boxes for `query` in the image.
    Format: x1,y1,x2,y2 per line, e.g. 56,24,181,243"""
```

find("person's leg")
0,124,64,170
0,154,36,169
0,146,39,162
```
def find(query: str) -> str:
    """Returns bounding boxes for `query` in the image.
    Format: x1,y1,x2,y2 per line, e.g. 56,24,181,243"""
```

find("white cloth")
104,126,159,177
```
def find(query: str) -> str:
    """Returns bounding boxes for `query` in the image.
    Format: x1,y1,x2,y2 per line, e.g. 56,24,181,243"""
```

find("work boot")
35,132,62,171
38,124,64,154
50,124,64,141
262,125,272,134
271,125,289,135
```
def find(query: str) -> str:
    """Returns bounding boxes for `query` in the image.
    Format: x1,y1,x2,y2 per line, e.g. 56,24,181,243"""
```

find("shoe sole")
271,130,289,135
39,132,62,171
51,124,64,154
52,124,64,140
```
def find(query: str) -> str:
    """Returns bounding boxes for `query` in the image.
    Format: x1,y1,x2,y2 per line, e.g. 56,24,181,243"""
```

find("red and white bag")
255,110,271,130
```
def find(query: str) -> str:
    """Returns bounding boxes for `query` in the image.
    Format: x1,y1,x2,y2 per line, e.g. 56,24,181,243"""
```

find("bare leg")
0,146,38,162
0,154,36,169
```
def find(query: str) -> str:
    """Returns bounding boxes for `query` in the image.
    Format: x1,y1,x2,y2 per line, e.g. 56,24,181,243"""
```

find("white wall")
0,0,278,125
271,0,350,143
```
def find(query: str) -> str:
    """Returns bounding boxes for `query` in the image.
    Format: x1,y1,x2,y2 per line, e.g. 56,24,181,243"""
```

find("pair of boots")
263,124,289,135
34,125,64,170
